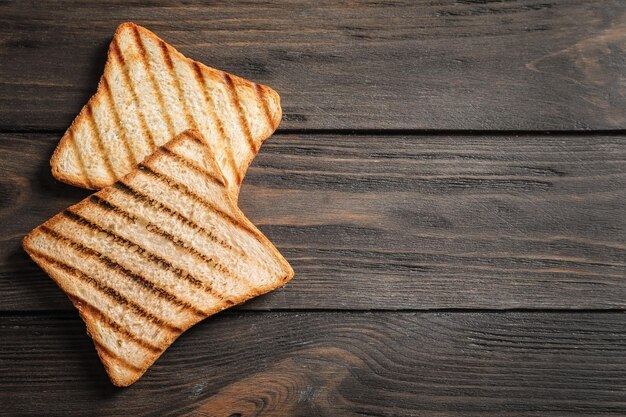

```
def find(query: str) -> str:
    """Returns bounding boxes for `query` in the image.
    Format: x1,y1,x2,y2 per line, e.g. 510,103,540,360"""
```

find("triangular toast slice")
24,130,294,386
51,22,282,196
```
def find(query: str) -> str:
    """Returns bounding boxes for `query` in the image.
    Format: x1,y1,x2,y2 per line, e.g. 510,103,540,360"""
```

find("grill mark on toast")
255,83,275,130
138,163,259,238
131,26,175,138
158,145,225,187
89,195,133,220
29,249,182,334
159,40,198,130
92,340,144,373
40,222,205,317
191,62,240,186
111,38,157,149
68,293,161,353
223,73,257,153
114,180,275,277
85,102,116,182
89,195,243,294
73,200,230,302
101,77,137,167
114,181,237,254
136,165,279,276
67,129,94,189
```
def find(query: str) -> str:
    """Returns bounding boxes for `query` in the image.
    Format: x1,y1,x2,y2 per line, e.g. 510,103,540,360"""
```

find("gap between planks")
2,128,626,137
1,308,625,318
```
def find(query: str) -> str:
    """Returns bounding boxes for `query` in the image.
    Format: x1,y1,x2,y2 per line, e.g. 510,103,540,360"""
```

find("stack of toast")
22,22,294,387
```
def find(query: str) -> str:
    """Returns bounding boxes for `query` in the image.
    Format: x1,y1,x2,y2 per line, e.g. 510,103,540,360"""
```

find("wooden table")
1,1,625,415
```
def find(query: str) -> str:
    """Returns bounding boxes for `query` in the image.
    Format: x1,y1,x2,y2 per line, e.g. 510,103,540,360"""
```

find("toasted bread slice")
51,22,282,195
25,130,294,386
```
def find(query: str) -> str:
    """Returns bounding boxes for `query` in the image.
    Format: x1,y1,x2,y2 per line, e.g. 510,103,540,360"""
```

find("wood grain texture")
1,311,624,417
1,0,626,130
2,133,624,311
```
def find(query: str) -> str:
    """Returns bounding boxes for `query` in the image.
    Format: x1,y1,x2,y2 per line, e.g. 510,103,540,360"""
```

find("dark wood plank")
0,311,624,416
1,133,624,311
1,0,626,130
